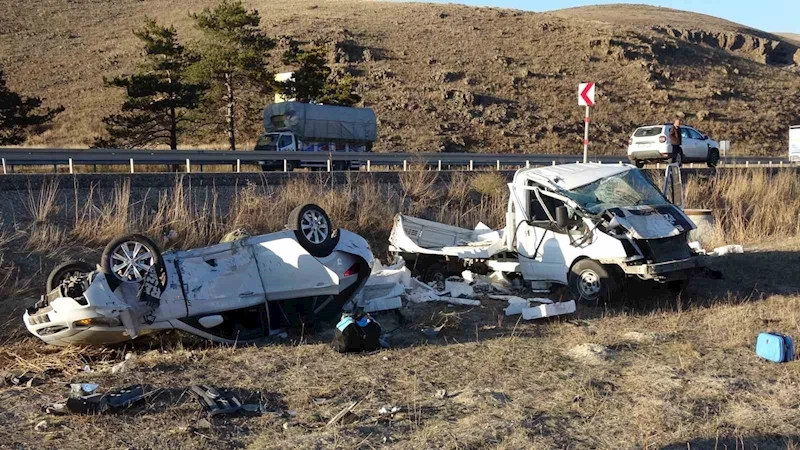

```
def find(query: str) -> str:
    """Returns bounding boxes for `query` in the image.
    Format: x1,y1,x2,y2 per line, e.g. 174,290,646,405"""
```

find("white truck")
389,163,704,302
255,101,377,171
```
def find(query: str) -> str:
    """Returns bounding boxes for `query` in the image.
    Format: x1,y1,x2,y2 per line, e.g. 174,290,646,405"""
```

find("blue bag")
756,332,795,363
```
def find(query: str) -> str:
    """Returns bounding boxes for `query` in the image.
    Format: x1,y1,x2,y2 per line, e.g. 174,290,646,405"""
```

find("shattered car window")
564,170,669,214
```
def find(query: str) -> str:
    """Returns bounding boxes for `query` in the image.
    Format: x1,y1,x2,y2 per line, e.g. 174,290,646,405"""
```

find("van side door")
516,186,572,284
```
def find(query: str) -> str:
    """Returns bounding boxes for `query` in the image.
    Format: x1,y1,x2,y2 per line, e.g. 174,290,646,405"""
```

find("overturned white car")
24,204,373,346
390,163,705,302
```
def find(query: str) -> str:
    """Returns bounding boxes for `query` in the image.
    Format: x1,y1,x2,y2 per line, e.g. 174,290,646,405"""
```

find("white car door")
176,243,267,317
515,188,572,284
688,128,710,160
248,231,340,301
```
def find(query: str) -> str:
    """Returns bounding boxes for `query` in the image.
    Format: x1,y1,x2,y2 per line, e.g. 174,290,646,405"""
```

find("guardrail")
0,148,792,173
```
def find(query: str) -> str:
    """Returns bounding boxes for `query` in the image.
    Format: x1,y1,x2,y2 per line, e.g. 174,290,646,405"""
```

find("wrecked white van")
390,163,704,302
24,204,373,346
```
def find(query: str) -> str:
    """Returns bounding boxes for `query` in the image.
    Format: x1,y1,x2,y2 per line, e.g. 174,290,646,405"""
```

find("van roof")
515,163,634,191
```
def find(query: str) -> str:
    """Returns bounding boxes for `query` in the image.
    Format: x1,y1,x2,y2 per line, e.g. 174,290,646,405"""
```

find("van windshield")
563,170,669,214
255,134,278,150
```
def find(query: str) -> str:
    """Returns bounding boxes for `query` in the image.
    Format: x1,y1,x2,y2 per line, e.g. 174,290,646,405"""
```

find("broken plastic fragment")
521,301,576,320
713,244,744,256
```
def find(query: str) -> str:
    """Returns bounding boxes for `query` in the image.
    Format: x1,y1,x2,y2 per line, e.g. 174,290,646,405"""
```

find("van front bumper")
610,256,705,281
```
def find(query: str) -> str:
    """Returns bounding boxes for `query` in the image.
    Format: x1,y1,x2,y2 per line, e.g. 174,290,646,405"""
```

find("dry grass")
0,173,800,448
685,170,800,247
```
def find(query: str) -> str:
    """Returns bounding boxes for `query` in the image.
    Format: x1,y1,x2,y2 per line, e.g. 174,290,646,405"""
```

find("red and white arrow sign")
578,82,595,107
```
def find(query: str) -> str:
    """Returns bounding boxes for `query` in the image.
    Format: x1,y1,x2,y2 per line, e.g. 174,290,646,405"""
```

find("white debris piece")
353,256,411,312
712,244,744,256
521,300,576,320
688,241,707,255
444,279,474,299
529,281,551,293
407,289,442,304
492,295,554,316
443,297,481,306
503,297,530,316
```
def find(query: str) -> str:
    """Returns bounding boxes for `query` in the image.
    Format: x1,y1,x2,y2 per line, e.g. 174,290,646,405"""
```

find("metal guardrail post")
496,160,500,171
367,160,371,172
68,158,74,174
327,159,331,172
438,160,441,171
237,159,241,173
186,159,191,173
551,161,555,166
403,160,407,171
469,160,473,171
283,159,287,172
746,161,749,168
130,158,134,174
1,158,5,175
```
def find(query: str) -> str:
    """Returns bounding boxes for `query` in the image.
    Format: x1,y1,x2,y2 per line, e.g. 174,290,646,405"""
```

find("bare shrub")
23,179,60,224
398,165,439,215
470,172,506,198
685,169,800,247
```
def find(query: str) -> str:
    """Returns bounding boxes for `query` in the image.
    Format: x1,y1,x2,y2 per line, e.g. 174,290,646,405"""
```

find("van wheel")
568,259,620,304
707,148,719,168
287,204,339,257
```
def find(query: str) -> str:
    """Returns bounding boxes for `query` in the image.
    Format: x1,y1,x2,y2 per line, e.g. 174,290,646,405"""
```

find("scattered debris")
567,344,614,365
69,383,99,397
46,384,160,415
443,278,474,298
378,405,401,415
521,300,576,321
712,244,744,256
190,385,244,417
326,400,359,427
111,353,136,374
422,324,446,338
3,371,45,387
434,389,448,400
689,241,707,255
34,420,48,432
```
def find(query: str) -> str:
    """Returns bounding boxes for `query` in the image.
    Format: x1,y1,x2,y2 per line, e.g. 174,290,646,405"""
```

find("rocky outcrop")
652,26,800,66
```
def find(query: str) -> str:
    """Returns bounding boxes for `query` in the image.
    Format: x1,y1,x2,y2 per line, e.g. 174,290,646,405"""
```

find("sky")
415,0,799,34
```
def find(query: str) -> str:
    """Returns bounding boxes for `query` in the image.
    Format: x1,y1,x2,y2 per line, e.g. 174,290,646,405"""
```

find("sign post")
578,82,596,163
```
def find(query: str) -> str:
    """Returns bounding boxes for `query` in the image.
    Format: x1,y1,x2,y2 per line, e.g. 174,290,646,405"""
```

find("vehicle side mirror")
556,205,570,229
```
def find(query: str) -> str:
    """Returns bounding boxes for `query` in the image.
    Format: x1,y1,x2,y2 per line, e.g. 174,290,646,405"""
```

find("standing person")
669,118,683,166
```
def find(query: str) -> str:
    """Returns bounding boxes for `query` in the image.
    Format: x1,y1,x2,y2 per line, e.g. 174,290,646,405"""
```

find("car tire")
568,259,620,304
707,148,719,168
287,204,339,257
101,234,166,289
47,261,95,292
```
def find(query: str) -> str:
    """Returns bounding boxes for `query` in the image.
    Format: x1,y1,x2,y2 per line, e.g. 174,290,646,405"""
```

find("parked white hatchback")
627,124,720,168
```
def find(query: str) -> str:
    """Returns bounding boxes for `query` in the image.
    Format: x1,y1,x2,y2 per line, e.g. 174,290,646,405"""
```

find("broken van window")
564,170,669,214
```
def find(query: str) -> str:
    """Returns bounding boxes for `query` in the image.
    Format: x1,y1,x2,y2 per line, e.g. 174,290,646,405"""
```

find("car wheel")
706,148,719,168
287,204,339,257
47,261,95,292
568,259,620,304
101,234,165,288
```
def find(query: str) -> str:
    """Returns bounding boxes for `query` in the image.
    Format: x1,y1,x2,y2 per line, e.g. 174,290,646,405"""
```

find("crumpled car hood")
605,205,696,240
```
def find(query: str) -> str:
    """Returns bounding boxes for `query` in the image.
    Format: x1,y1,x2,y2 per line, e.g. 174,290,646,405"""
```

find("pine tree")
0,68,63,145
94,19,204,149
280,44,361,106
189,1,275,151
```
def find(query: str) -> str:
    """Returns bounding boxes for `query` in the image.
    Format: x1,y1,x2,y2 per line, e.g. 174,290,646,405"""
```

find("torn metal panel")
521,301,576,320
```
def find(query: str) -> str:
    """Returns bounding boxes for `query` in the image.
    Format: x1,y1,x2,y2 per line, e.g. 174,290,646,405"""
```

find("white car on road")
627,124,720,168
24,204,373,346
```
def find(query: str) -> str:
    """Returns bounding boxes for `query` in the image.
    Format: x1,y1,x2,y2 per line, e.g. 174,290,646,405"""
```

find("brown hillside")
1,0,799,155
778,33,800,45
